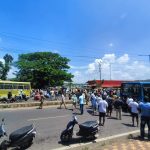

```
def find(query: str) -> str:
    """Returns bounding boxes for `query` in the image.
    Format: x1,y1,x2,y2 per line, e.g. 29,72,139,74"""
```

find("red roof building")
87,80,125,88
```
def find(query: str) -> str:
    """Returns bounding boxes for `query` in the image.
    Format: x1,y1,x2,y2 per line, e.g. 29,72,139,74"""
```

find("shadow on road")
128,134,149,141
58,137,96,146
122,123,135,127
72,112,82,115
86,109,99,116
67,108,73,111
87,109,93,115
107,117,118,120
122,114,131,116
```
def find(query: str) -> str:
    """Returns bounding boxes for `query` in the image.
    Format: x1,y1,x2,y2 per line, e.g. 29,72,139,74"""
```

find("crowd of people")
31,88,61,101
30,87,150,140
64,88,150,140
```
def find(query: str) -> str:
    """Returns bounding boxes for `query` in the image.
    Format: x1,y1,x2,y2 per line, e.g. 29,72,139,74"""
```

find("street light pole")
98,63,102,81
109,63,111,80
97,59,102,82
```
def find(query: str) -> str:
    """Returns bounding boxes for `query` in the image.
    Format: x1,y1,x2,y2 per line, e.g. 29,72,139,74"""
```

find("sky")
0,0,150,83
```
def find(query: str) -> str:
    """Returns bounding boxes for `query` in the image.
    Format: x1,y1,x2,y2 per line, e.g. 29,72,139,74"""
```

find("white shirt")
96,96,102,103
98,100,108,113
127,98,133,105
51,90,54,96
129,101,139,113
82,93,85,99
62,94,65,102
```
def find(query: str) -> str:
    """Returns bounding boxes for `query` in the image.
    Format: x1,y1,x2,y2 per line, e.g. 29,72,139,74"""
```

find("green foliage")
14,52,74,88
0,54,13,80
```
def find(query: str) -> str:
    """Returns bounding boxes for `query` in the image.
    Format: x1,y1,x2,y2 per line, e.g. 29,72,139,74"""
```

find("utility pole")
139,54,150,63
97,59,102,81
109,63,112,80
98,63,102,81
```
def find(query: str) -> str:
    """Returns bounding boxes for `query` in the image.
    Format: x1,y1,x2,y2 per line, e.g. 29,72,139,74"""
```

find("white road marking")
28,115,70,121
52,129,144,150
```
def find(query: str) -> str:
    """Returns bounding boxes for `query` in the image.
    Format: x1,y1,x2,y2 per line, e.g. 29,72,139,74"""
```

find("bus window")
24,85,30,90
0,83,4,89
132,84,141,97
18,84,24,89
121,83,141,100
13,84,18,89
4,84,12,89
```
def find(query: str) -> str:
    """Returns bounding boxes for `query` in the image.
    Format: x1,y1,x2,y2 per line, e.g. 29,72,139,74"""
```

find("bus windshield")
121,82,150,101
121,83,141,99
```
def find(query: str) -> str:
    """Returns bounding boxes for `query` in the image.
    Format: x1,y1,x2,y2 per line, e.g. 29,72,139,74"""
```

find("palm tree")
0,54,13,80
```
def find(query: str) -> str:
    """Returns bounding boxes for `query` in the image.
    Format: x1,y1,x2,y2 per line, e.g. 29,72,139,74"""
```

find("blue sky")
0,0,150,82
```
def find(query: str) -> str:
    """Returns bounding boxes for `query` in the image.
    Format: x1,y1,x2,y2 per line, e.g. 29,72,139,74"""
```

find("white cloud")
0,57,17,79
7,66,17,79
117,54,129,64
72,53,150,83
74,71,81,76
87,63,96,73
72,70,85,83
0,58,4,64
102,54,116,63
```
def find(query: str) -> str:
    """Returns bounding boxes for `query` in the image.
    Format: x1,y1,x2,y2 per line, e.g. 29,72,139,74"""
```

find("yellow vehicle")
0,80,31,99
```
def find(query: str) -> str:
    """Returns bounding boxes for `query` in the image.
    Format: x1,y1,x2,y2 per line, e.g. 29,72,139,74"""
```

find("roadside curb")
0,100,72,109
53,130,141,150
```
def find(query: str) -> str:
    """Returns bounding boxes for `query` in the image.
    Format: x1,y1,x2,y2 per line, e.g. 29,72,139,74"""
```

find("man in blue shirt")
138,96,150,140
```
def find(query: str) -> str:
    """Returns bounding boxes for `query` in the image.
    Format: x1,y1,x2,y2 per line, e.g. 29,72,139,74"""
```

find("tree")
14,52,74,88
0,54,13,80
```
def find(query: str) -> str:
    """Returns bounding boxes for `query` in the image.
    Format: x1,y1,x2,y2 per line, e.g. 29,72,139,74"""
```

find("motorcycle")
60,116,99,143
15,94,29,102
0,118,36,150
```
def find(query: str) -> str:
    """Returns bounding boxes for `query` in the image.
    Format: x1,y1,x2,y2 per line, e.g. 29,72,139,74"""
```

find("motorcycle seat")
10,124,34,142
79,121,98,129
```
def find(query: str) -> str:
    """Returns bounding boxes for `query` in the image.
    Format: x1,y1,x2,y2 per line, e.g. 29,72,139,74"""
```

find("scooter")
0,118,36,150
60,116,99,143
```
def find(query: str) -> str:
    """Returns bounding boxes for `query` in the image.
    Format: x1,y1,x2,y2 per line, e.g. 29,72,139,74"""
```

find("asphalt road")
0,105,140,150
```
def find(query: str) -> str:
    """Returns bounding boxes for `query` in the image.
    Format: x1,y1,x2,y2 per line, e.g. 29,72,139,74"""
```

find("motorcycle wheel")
60,133,72,143
84,134,96,140
19,138,33,150
0,140,9,150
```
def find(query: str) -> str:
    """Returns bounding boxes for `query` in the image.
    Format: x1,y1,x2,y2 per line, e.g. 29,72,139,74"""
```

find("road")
0,105,140,150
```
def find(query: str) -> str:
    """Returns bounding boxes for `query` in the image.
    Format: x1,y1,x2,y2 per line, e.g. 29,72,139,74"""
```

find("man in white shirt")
59,92,67,109
98,97,108,126
127,97,133,105
127,96,134,113
129,98,139,127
